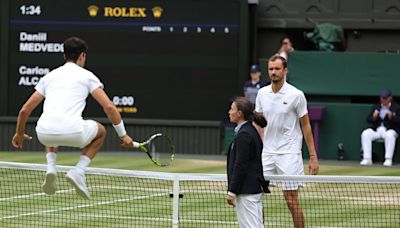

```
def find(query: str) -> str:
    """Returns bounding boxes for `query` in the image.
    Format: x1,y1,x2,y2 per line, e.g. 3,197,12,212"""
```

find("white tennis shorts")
36,120,99,148
262,153,304,190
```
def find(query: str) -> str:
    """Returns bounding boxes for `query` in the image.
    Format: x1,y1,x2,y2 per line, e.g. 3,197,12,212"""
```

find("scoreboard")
3,0,248,120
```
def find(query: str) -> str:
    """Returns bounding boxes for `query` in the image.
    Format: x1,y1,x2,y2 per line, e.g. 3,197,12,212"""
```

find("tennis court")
1,156,399,227
1,166,173,227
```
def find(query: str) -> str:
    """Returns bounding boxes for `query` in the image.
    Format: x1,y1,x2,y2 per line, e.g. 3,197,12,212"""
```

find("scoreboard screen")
6,0,248,120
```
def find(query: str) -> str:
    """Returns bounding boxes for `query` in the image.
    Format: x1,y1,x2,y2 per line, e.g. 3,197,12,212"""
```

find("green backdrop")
288,51,400,96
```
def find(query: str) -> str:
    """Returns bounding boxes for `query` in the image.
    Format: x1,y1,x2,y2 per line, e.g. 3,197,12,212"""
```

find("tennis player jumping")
12,37,134,199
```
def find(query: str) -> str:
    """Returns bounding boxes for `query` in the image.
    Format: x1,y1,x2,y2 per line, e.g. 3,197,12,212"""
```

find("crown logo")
152,6,163,18
88,5,99,17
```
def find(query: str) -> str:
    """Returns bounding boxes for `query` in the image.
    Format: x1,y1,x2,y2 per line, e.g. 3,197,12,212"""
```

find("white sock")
75,155,91,174
46,152,57,172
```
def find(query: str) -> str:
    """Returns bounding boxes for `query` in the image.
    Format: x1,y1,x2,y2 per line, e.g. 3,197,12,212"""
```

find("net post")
172,174,180,228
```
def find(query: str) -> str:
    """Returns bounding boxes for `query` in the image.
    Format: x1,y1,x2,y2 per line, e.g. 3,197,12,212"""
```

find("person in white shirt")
277,36,295,61
360,88,400,167
12,37,134,199
255,55,319,228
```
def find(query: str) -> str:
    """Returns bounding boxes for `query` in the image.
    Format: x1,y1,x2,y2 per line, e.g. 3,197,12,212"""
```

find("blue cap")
250,64,261,73
380,88,392,98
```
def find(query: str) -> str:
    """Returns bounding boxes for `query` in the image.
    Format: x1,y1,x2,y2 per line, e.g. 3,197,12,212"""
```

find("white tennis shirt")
35,62,104,134
255,82,308,154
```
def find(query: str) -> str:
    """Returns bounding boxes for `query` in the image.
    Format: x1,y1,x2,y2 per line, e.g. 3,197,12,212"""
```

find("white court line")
0,189,74,202
181,189,226,194
302,194,400,206
91,185,170,192
45,212,237,225
0,192,167,220
44,213,172,222
0,185,169,202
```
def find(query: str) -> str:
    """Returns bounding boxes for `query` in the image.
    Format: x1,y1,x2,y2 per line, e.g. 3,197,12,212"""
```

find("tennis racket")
132,133,175,167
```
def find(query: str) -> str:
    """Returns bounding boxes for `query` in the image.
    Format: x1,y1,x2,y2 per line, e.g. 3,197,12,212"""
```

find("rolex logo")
88,5,99,17
152,6,163,18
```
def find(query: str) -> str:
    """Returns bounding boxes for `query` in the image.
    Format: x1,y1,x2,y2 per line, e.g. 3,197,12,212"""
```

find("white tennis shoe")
383,159,392,167
66,169,90,200
42,171,57,195
360,159,372,166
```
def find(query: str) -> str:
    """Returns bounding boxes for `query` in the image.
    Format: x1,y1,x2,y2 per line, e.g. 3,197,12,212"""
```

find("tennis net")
1,161,399,227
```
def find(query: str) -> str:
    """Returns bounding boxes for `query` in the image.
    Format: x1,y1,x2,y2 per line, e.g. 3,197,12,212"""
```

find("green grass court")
1,151,399,175
1,151,399,227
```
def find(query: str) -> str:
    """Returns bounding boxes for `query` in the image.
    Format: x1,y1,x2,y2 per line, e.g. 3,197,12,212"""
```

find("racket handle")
132,141,140,148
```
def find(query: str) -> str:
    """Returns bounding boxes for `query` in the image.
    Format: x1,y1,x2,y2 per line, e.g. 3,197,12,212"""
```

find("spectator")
278,36,295,61
243,64,267,105
226,96,269,228
360,89,400,167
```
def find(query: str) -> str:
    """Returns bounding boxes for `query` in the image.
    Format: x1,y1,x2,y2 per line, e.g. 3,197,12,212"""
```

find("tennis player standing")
12,37,133,199
255,55,319,228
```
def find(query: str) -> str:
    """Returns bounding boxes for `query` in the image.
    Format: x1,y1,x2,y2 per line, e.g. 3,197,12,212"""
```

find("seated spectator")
243,65,267,105
278,36,295,61
360,89,400,166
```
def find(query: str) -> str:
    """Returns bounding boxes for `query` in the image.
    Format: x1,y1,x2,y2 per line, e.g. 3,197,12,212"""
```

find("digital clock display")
20,5,41,15
6,0,248,120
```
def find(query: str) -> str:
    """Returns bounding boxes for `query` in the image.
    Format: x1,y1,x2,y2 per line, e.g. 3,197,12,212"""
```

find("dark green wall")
305,103,368,161
289,51,400,96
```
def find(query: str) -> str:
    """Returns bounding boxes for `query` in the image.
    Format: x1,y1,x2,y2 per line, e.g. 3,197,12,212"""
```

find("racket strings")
149,136,174,166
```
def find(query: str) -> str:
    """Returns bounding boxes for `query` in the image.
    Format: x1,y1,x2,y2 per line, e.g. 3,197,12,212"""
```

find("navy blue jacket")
366,102,400,133
227,121,269,195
